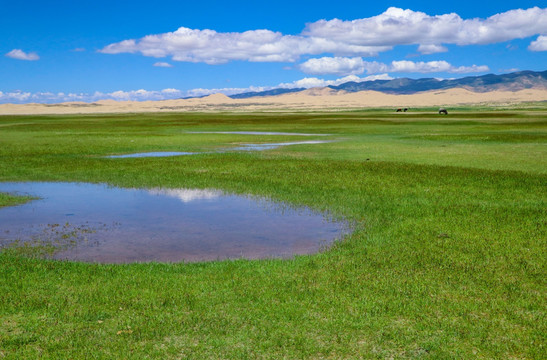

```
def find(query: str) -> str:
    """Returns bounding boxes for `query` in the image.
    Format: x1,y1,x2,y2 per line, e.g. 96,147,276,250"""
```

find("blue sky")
1,0,546,103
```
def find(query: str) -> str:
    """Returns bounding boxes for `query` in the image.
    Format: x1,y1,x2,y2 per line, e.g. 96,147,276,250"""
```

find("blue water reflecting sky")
0,182,349,263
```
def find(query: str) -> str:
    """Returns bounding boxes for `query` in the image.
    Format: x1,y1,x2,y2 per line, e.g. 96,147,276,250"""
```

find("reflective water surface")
187,131,330,136
228,140,334,151
107,140,334,158
0,182,350,263
108,151,195,158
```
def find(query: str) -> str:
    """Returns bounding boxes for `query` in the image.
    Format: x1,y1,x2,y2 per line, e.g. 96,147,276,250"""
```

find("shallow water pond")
108,151,195,158
107,140,334,158
229,140,335,151
186,131,330,136
0,182,350,263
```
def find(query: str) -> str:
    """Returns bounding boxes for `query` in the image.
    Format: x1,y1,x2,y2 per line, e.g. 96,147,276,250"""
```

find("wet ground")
229,140,335,151
0,182,350,263
108,151,195,158
106,140,335,158
186,131,331,136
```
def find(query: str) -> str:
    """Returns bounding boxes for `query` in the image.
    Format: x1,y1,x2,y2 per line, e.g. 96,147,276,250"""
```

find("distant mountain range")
229,70,547,99
230,87,306,99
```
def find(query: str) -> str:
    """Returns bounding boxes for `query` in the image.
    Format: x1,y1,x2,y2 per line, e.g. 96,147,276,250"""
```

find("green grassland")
0,107,545,359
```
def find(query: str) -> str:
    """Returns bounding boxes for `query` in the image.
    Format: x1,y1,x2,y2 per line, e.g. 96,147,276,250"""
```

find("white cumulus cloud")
1,74,399,104
304,7,547,47
97,7,547,66
106,88,185,101
185,86,267,97
0,88,187,104
99,27,388,64
5,49,40,61
417,44,448,54
298,57,365,75
0,90,33,102
528,35,547,51
299,58,489,76
389,60,489,74
153,62,173,67
277,74,393,89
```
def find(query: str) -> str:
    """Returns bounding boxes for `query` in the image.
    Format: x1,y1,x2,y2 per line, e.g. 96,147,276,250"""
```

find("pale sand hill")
0,88,546,115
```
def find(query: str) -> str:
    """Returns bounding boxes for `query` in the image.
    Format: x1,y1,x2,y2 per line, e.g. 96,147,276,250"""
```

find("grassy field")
0,108,545,359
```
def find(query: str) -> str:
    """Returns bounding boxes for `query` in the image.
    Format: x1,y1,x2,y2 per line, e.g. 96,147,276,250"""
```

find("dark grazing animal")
438,108,448,115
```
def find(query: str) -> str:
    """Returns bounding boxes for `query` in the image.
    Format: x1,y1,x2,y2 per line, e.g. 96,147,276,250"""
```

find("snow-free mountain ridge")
229,70,547,99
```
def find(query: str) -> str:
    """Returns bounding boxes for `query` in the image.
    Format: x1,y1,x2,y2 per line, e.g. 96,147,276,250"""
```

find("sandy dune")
0,88,546,115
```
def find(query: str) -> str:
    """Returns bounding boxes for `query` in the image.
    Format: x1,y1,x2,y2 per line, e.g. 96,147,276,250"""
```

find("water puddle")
108,151,195,158
0,182,350,263
107,140,334,158
229,140,334,151
187,131,330,136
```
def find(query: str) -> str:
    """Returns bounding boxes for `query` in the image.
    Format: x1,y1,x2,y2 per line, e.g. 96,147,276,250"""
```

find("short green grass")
0,108,545,359
0,193,34,208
